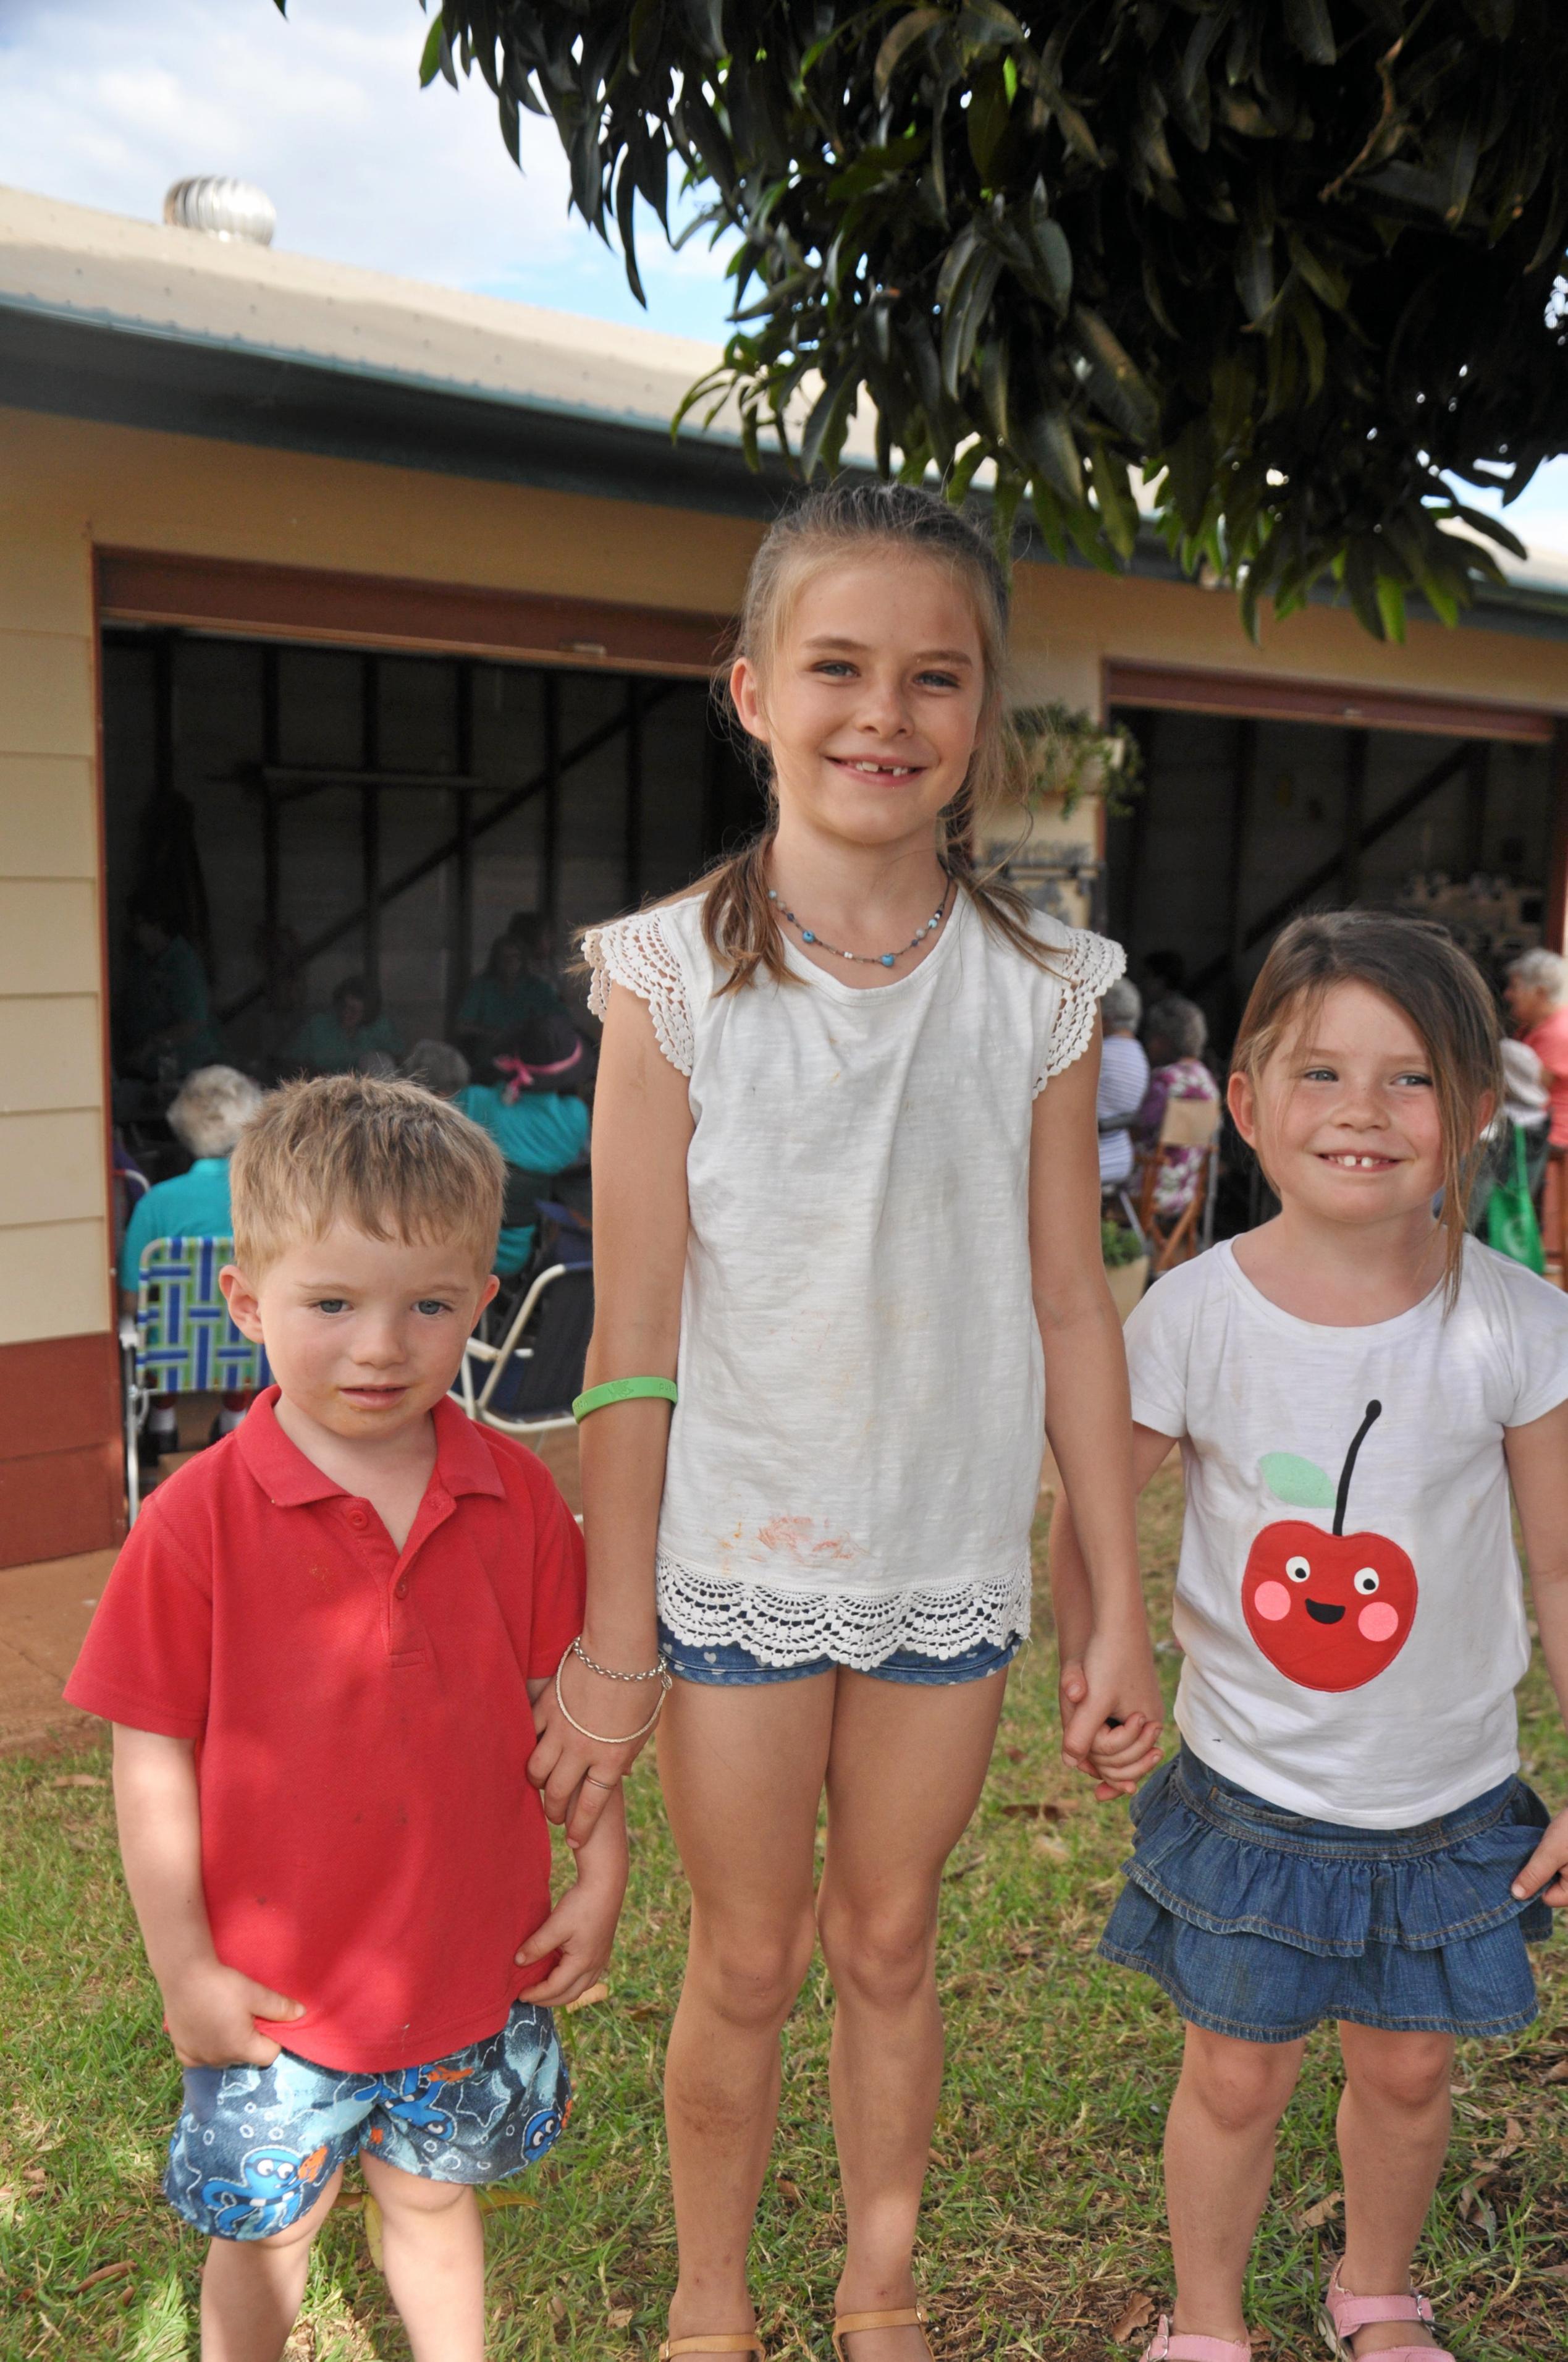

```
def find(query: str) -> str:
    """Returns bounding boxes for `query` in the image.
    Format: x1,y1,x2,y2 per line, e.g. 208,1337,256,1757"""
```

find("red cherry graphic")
1242,1401,1417,1693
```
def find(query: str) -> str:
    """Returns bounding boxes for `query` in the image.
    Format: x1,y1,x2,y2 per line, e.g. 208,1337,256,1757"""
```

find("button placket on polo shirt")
382,1486,457,1670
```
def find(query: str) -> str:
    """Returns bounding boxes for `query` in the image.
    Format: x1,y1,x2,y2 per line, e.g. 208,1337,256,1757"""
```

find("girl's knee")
1181,2026,1300,2133
1341,2027,1453,2111
690,1910,816,2030
817,1895,935,2007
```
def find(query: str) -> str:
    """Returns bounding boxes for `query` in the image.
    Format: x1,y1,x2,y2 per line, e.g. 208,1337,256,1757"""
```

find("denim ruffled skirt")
1099,1745,1552,2043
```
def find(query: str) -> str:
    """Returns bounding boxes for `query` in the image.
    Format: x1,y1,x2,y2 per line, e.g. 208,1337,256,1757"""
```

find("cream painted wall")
0,496,109,1344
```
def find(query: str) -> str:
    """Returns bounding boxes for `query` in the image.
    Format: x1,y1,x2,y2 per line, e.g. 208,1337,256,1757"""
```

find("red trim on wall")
96,549,732,678
0,1336,124,1568
1104,659,1555,745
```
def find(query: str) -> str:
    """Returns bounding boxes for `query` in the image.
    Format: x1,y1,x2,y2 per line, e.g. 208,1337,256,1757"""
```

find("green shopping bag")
1486,1122,1546,1275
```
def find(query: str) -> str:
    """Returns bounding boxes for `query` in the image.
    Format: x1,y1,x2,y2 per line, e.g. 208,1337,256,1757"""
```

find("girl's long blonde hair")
699,479,1051,993
1231,908,1503,1305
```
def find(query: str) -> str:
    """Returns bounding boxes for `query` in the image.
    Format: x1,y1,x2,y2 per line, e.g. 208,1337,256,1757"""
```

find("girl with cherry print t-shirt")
1052,910,1568,2362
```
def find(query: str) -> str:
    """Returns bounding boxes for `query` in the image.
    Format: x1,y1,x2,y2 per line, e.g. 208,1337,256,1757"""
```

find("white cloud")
0,0,736,343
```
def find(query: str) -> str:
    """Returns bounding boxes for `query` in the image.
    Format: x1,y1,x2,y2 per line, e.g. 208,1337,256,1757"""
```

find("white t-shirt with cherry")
1125,1237,1568,1829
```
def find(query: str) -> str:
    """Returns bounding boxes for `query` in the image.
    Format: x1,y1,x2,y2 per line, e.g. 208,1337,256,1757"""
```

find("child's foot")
831,2279,931,2361
1321,2261,1446,2358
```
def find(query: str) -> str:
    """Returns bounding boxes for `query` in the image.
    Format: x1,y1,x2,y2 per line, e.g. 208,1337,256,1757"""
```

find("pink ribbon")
495,1044,584,1103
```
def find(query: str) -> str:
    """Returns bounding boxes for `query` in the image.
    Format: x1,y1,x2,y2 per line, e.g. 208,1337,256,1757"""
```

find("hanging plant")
1011,703,1144,818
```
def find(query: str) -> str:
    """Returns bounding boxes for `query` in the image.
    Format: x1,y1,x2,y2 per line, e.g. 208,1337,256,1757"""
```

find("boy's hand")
162,1958,305,2069
1512,1806,1568,1907
518,1781,628,2008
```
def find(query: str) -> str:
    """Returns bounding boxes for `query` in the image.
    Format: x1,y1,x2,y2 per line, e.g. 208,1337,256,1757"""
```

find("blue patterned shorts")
659,1619,1022,1688
164,1999,570,2240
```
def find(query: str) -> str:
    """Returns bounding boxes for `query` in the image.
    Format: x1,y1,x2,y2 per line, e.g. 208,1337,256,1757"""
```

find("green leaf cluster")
412,1,1568,636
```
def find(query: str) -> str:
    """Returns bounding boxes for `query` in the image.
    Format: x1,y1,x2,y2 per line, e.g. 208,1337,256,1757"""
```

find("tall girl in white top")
527,481,1161,2362
1055,911,1568,2362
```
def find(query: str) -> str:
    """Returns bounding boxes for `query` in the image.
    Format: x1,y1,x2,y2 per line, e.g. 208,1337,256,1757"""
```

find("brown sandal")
659,2339,765,2360
832,2305,930,2359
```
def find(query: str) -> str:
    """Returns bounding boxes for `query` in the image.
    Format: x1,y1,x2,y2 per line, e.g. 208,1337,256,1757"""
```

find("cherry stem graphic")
1333,1399,1383,1536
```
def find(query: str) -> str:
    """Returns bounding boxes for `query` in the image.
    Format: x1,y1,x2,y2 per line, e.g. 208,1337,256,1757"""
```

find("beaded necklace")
768,876,954,969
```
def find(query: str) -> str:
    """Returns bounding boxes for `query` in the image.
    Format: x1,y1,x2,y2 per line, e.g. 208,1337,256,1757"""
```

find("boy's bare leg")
1163,2024,1305,2345
817,1667,1008,2361
1333,2023,1451,2356
200,2164,343,2361
360,2149,487,2361
656,1672,838,2354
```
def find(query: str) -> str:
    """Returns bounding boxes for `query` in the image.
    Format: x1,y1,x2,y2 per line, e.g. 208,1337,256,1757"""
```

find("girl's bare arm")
1504,1398,1568,1904
526,983,694,1842
1029,1015,1164,1777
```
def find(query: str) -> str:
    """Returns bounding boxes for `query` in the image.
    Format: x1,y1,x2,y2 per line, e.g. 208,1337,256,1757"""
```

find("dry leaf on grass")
1003,1747,1025,1763
1491,2114,1525,2161
607,2306,634,2328
549,2295,568,2322
51,1774,107,1790
1294,2190,1342,2229
1034,1835,1071,1863
775,2176,802,2204
1110,2294,1155,2341
629,2002,664,2023
999,1801,1065,1821
75,2261,132,2290
565,1982,609,2013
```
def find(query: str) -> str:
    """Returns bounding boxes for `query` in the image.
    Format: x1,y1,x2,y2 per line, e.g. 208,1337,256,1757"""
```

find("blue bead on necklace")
768,877,953,968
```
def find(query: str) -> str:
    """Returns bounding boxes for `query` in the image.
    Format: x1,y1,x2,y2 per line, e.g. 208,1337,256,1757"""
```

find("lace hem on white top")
655,1552,1033,1670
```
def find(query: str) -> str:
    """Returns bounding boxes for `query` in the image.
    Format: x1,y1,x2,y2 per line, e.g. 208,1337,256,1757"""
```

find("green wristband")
571,1376,678,1423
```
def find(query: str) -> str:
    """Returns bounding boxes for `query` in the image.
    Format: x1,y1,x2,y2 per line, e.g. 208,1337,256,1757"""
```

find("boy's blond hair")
229,1072,504,1278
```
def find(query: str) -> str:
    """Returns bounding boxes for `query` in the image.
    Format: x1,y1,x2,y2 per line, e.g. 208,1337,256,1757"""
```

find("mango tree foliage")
400,2,1567,635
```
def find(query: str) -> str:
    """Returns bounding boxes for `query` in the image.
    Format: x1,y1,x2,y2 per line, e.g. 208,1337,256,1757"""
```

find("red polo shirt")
65,1391,584,2072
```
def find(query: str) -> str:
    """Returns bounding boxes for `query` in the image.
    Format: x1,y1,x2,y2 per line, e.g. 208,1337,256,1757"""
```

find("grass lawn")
4,1465,1567,2361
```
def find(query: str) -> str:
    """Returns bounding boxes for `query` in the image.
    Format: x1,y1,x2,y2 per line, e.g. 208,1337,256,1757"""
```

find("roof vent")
163,177,276,247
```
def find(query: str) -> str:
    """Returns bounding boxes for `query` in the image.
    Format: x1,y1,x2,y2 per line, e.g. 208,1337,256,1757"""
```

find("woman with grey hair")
1505,947,1568,1286
400,1039,471,1099
1097,975,1150,1188
118,1065,264,1460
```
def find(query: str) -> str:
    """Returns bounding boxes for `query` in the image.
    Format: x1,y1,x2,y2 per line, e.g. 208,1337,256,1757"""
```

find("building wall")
1,397,1566,1564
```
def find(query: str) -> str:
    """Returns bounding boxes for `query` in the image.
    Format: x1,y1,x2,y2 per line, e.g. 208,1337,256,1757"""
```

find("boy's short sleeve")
1122,1268,1192,1441
62,1503,213,1737
524,1473,587,1679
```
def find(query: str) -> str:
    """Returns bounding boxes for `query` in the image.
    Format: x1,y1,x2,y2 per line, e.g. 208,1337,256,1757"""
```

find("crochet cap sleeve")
583,906,694,1077
1033,923,1128,1094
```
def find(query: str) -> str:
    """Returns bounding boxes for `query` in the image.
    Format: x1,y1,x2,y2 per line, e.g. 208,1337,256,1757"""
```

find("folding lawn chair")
453,1259,594,1444
121,1235,271,1523
1134,1095,1223,1275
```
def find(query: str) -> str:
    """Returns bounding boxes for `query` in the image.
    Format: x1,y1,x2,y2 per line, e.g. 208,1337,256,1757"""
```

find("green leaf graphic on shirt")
1258,1452,1336,1509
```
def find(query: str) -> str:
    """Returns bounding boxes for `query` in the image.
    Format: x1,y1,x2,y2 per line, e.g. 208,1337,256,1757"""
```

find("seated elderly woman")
399,1039,471,1099
285,974,402,1077
1133,993,1221,1222
456,1010,590,1276
1097,977,1152,1192
118,1064,264,1463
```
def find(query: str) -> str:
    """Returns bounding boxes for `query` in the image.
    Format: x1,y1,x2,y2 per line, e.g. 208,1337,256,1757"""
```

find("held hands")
1512,1805,1568,1908
527,1638,664,1846
161,1955,304,2069
1059,1627,1166,1801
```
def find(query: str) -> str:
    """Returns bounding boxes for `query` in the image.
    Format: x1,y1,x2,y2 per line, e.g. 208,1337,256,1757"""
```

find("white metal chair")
453,1261,593,1442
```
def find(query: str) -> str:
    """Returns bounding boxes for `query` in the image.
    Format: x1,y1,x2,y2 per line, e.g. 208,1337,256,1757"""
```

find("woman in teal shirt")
455,928,570,1079
285,975,402,1076
457,1012,591,1274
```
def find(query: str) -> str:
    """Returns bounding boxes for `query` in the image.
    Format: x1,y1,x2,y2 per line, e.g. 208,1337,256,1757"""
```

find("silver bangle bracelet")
554,1653,672,1747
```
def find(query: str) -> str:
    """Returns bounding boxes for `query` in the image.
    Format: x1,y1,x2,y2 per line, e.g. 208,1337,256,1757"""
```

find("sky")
2,0,1566,556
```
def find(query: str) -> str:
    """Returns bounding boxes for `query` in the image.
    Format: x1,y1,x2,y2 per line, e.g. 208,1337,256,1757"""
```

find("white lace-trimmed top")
584,889,1125,1668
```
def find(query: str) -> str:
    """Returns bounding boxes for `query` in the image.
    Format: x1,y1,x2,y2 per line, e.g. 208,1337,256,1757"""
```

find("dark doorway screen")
102,629,761,1067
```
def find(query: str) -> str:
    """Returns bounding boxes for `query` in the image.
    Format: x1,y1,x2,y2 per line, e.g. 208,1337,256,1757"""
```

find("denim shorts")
164,1999,570,2240
659,1619,1022,1688
1099,1745,1552,2044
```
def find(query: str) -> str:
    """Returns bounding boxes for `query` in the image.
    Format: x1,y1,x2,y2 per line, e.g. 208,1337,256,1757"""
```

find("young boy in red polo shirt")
67,1074,627,2361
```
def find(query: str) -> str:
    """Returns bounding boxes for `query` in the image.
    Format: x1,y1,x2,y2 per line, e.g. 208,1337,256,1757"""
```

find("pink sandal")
1319,2259,1454,2360
1139,2322,1251,2361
